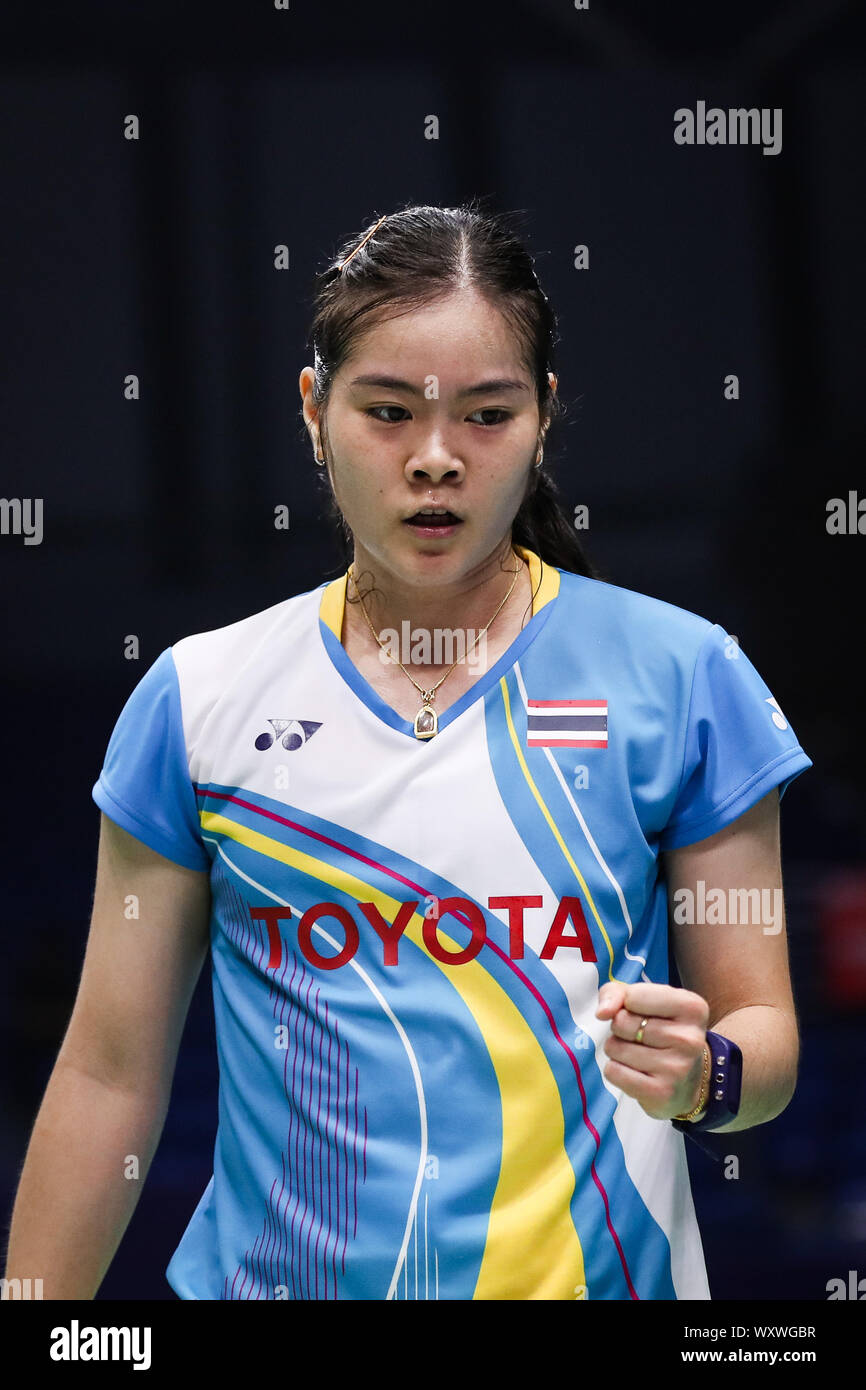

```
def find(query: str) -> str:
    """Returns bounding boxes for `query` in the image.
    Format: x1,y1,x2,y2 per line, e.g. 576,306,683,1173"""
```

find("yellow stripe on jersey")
319,569,348,640
199,809,586,1300
465,974,586,1300
512,543,560,614
498,675,623,984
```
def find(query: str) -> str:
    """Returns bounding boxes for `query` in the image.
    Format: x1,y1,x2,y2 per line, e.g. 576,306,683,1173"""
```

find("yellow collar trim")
318,545,559,640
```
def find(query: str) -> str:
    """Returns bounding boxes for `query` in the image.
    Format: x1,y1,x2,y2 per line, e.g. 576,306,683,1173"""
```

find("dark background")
1,0,864,1300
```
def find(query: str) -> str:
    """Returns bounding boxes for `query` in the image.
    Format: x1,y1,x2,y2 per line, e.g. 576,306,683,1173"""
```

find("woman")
5,203,811,1300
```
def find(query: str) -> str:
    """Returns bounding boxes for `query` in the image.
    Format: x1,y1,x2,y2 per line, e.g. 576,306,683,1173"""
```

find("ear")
299,366,320,432
542,372,558,428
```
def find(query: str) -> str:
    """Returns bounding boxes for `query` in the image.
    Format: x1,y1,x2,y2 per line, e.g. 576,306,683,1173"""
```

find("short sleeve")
659,623,812,851
92,648,211,871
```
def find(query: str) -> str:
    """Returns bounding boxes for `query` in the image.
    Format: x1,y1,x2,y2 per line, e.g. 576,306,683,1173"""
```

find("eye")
365,405,410,424
469,409,511,427
364,405,512,427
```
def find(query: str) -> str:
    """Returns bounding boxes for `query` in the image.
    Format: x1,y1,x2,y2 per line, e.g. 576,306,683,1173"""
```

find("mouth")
403,508,463,535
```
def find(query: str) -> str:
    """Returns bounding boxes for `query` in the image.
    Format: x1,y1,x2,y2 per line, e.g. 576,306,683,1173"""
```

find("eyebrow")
347,373,529,398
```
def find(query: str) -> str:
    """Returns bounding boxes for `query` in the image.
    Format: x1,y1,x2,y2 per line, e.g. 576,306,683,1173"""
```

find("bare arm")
3,813,211,1298
664,787,799,1132
596,789,799,1133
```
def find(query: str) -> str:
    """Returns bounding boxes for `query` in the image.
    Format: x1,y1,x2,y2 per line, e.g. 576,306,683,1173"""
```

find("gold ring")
635,1017,649,1045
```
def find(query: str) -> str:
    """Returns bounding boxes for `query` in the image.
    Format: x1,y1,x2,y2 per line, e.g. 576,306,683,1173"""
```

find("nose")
404,433,466,486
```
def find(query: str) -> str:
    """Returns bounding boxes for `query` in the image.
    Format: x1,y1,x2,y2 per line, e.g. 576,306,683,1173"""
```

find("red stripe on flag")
528,699,606,707
527,738,609,747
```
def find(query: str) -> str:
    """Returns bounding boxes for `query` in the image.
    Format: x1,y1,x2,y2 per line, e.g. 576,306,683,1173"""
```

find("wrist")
672,1040,711,1122
673,1030,744,1134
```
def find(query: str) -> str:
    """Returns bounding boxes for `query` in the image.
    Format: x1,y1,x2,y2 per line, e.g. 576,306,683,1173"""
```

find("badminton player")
4,202,812,1300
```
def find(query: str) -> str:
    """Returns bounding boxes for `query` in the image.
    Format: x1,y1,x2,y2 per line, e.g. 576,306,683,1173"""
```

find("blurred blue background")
1,0,864,1300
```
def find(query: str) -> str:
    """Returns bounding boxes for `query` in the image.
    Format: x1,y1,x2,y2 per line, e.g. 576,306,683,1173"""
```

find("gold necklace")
347,554,525,740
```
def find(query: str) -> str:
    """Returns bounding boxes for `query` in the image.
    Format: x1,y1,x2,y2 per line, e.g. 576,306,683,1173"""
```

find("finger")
622,983,709,1024
603,1036,659,1076
602,1057,668,1107
610,1008,662,1047
604,1036,706,1111
595,983,627,1019
611,1008,707,1057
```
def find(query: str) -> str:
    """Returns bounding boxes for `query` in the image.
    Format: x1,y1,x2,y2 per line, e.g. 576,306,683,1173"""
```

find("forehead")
341,289,529,379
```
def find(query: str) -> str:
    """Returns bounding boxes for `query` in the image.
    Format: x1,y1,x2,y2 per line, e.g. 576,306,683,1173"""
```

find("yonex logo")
765,697,788,731
255,718,322,752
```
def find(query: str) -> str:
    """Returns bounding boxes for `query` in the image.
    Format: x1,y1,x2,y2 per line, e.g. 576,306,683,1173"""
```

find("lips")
404,509,463,528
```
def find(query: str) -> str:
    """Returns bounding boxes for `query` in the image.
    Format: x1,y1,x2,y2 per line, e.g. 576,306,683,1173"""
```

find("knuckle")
644,1076,666,1102
686,991,710,1022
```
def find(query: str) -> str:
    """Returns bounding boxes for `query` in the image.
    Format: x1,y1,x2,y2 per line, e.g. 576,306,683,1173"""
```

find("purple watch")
672,1030,743,1137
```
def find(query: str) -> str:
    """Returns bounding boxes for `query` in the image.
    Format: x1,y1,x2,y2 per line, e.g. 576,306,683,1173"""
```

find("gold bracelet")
673,1041,712,1122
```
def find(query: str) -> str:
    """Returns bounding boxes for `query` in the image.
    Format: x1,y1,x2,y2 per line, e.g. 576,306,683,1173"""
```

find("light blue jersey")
92,547,811,1299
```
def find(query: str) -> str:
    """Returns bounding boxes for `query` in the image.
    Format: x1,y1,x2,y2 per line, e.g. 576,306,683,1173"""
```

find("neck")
344,539,530,655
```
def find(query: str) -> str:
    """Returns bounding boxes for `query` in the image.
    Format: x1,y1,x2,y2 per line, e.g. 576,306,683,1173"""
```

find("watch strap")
672,1030,742,1135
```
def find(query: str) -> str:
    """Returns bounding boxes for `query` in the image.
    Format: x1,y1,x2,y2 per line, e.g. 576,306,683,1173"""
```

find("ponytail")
512,468,603,579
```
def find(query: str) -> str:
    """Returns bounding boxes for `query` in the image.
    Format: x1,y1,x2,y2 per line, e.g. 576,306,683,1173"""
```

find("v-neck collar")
317,545,561,741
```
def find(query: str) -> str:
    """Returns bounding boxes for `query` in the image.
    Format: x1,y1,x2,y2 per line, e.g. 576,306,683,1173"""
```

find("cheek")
330,464,385,529
497,460,535,507
467,469,531,530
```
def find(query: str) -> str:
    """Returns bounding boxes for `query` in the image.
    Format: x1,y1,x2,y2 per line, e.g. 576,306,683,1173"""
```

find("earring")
534,447,544,469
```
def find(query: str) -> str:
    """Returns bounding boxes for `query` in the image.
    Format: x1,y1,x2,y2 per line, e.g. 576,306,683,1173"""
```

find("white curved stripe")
512,663,650,979
203,836,428,1300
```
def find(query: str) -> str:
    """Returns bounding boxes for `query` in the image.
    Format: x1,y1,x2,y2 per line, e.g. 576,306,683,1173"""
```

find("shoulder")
169,578,330,742
172,579,326,669
551,568,718,667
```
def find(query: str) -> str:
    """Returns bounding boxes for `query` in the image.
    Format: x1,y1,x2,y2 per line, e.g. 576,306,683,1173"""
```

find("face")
299,288,553,590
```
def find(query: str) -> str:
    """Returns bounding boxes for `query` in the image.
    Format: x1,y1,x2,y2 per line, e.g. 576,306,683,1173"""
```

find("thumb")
596,983,625,1019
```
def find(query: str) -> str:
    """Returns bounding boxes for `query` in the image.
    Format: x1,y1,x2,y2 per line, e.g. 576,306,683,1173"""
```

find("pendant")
414,696,438,740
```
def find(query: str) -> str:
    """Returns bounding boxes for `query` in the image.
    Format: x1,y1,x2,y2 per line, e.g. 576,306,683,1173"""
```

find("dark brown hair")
303,198,603,580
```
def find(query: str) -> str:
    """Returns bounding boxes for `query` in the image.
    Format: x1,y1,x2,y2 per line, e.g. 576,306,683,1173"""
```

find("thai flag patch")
526,699,608,748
